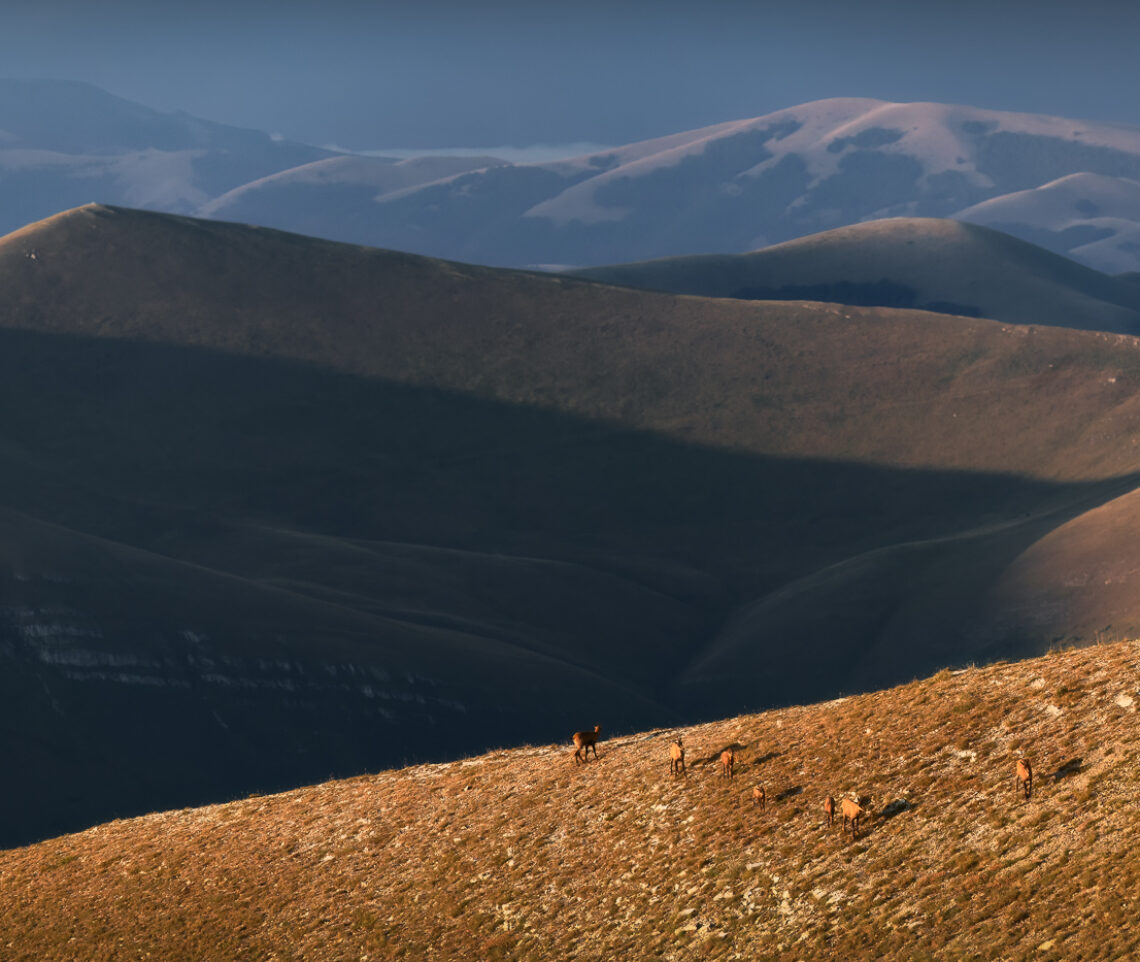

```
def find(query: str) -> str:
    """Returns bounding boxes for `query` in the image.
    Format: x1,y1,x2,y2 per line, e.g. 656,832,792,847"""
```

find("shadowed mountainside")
7,205,1140,845
571,218,1140,334
6,640,1140,961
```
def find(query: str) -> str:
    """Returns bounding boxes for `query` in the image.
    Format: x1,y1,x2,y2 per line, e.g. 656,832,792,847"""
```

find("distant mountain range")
7,82,1140,272
0,79,335,233
8,205,1140,845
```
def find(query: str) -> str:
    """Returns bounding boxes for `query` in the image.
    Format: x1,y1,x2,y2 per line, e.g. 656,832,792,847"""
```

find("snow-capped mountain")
955,172,1140,273
7,83,1140,273
322,97,1140,270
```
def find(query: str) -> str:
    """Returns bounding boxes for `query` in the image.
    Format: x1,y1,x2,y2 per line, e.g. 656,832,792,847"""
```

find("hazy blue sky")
3,0,1139,149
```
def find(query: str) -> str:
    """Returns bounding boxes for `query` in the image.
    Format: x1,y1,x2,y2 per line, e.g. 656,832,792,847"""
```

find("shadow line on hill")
0,326,1138,846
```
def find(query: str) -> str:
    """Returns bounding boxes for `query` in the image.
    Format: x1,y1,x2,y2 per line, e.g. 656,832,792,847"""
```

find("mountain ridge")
8,204,1140,476
212,95,1140,270
6,204,1140,846
0,79,331,235
570,217,1140,334
10,83,1140,271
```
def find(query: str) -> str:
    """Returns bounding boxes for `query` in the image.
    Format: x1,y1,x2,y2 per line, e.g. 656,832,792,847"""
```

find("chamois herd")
572,726,1035,840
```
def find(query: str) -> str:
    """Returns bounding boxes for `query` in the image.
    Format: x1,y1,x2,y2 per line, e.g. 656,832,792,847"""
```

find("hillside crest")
5,640,1138,960
571,216,1140,334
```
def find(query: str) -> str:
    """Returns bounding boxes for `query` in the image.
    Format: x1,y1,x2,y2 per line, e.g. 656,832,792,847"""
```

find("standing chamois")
572,725,601,764
841,796,867,838
719,747,735,780
670,738,686,777
1014,758,1033,800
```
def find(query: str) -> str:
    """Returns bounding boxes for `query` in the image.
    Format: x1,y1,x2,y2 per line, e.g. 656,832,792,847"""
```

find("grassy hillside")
8,204,1140,845
7,206,1140,478
572,218,1140,334
5,640,1139,961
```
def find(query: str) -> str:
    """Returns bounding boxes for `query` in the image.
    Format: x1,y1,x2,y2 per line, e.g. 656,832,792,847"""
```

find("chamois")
841,796,865,838
823,795,836,828
1014,758,1033,800
752,785,766,809
670,738,686,777
719,747,735,780
572,725,601,764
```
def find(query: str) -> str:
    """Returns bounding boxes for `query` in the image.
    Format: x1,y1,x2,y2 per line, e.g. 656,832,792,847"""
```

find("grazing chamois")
752,786,766,810
841,796,865,838
572,725,601,764
824,795,836,828
670,738,686,777
1014,758,1033,800
719,747,735,780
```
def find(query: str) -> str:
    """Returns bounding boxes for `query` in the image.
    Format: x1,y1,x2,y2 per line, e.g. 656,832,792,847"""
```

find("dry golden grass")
6,640,1140,960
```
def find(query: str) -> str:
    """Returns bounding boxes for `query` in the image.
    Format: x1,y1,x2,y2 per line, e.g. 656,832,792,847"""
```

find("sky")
3,0,1140,151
